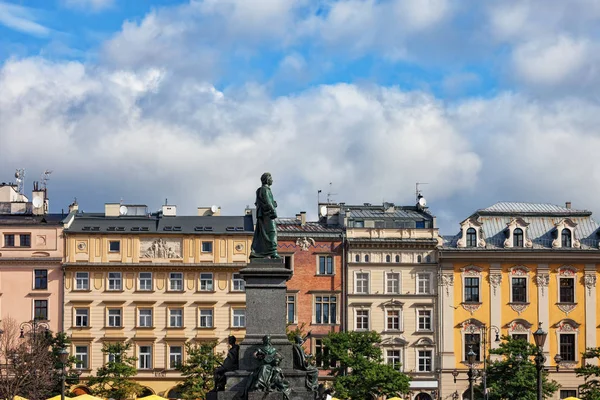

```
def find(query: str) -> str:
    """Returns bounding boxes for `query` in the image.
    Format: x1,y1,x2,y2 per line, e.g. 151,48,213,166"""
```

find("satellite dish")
320,205,328,217
119,205,128,216
211,205,219,213
32,197,43,208
418,197,427,208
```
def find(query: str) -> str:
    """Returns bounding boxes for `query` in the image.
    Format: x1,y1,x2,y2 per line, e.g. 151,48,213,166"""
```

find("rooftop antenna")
326,182,337,203
165,198,168,206
41,170,52,190
317,190,322,204
416,182,429,202
14,168,25,195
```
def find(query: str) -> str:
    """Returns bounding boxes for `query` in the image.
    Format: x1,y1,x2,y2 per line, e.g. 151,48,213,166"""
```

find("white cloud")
0,2,50,37
61,0,114,12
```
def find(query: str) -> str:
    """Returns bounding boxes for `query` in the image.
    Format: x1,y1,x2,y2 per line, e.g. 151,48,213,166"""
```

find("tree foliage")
576,347,600,400
87,342,144,400
48,332,80,396
286,322,308,343
323,331,410,400
478,336,559,400
176,341,224,400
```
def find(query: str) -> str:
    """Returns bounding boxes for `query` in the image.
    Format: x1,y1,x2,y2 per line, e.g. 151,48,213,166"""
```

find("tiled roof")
276,218,342,235
347,208,431,220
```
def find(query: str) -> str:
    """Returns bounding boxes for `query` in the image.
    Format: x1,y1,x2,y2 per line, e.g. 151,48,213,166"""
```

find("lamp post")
466,323,500,400
467,346,477,400
532,323,548,400
19,319,50,341
59,348,69,400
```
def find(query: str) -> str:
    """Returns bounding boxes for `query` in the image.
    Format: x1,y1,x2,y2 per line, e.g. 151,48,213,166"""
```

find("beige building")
62,203,253,397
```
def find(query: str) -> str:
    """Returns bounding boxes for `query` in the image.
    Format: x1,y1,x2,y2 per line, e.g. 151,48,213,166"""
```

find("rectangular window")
34,300,48,320
465,333,481,362
464,277,480,302
138,272,152,291
199,309,213,328
315,338,336,369
169,309,183,327
170,272,183,291
284,255,293,270
386,272,400,294
75,346,88,369
286,295,296,324
512,277,527,302
560,390,578,399
75,308,89,327
318,255,334,275
356,309,369,330
418,350,433,372
232,273,245,292
108,309,122,327
355,273,369,294
201,241,213,252
315,295,337,324
75,272,89,290
200,273,214,291
417,273,431,294
138,309,153,327
19,234,31,247
108,272,122,291
560,334,576,362
232,309,246,328
386,310,400,330
418,310,432,331
109,241,120,252
512,334,528,342
169,346,183,369
34,269,48,290
139,346,152,369
560,278,575,303
387,350,401,371
3,234,15,247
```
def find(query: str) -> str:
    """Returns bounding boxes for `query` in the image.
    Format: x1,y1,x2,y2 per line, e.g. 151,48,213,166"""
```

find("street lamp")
532,323,547,400
19,320,50,341
59,348,69,400
467,346,477,400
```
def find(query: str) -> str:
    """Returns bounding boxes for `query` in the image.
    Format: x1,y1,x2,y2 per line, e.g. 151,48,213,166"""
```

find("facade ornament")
557,303,577,315
440,274,454,295
536,273,550,295
295,237,315,251
141,238,181,258
461,303,482,315
509,303,529,315
489,274,502,296
585,274,597,295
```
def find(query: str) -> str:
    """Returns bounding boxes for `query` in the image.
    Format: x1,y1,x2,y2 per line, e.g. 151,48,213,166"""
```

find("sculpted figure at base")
292,335,319,392
246,335,290,400
250,172,280,259
214,336,240,391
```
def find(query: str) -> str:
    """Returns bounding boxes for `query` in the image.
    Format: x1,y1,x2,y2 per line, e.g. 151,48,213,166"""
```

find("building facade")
439,202,600,400
62,203,253,396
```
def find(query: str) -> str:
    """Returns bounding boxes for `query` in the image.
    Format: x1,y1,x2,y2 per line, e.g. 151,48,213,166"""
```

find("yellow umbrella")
73,395,103,400
138,396,168,400
14,396,28,400
388,398,403,400
563,398,580,400
47,396,71,400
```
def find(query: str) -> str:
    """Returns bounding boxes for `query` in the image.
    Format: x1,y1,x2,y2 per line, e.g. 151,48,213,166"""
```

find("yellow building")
439,202,600,400
62,203,253,397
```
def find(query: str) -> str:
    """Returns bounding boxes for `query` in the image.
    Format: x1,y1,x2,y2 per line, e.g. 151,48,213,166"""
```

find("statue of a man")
292,335,319,391
213,336,239,391
250,172,280,259
247,334,287,394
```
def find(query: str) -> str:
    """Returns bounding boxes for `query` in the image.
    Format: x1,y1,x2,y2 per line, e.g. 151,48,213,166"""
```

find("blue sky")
1,0,600,232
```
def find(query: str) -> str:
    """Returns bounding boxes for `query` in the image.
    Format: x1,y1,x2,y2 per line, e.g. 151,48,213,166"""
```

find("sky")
1,0,600,234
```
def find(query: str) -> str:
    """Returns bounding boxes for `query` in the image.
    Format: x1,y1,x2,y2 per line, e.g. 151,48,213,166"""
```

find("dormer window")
513,228,524,247
562,229,572,248
466,228,477,247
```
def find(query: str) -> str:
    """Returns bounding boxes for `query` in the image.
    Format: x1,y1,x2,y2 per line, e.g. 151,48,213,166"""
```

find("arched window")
355,254,360,262
417,255,422,263
466,228,477,247
513,228,524,247
364,255,369,262
562,229,572,248
386,255,391,263
395,255,400,263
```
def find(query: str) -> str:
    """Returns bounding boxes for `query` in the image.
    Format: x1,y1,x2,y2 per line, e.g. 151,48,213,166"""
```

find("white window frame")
509,267,530,303
138,345,152,370
354,271,370,294
317,255,334,275
169,272,184,291
138,308,153,328
557,266,577,304
108,272,122,291
417,349,433,372
169,345,183,369
107,308,122,327
461,266,482,303
556,320,580,363
416,272,432,294
138,272,152,291
286,293,297,324
201,241,213,253
199,308,214,328
200,273,214,291
355,308,370,331
386,309,401,331
75,272,89,290
232,308,246,328
108,240,120,253
417,309,433,332
169,308,183,328
232,273,245,292
74,308,89,327
385,271,400,294
386,349,403,371
74,345,89,369
314,294,338,324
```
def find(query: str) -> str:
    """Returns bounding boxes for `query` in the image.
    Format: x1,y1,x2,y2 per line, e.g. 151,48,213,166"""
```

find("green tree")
48,332,80,396
176,341,224,400
87,342,144,400
576,347,600,400
478,336,559,400
286,322,308,343
323,331,410,400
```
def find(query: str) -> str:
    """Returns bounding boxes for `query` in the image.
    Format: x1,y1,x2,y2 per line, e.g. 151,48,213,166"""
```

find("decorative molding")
140,238,182,259
295,237,315,251
508,303,529,315
508,319,532,332
585,274,597,295
556,319,580,331
536,273,550,295
557,303,577,315
553,219,581,249
461,302,482,314
489,274,502,296
461,266,483,276
457,217,485,248
558,362,577,369
440,274,454,295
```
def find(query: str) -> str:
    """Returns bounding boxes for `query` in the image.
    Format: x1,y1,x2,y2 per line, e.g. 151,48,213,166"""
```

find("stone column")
489,265,502,360
584,265,597,365
536,264,550,362
440,263,455,368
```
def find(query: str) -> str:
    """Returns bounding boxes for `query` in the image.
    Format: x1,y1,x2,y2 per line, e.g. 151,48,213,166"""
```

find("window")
513,228,524,247
417,255,422,263
200,273,214,291
318,255,334,275
355,220,364,228
512,277,527,302
418,350,433,372
386,255,391,263
465,333,481,362
562,229,572,248
286,295,296,324
199,309,213,328
355,254,360,262
464,277,480,302
355,272,369,294
315,296,337,324
387,350,401,371
34,269,48,290
364,255,369,262
418,310,432,331
284,255,293,270
386,310,400,330
395,255,400,263
75,272,89,290
232,309,246,328
75,346,88,369
386,272,400,294
169,309,183,327
108,309,122,327
108,272,122,291
466,228,477,247
109,240,120,252
315,338,336,369
170,272,183,291
202,241,213,252
138,272,152,291
417,273,431,294
512,334,528,342
139,346,152,369
560,334,576,361
356,309,369,330
232,273,245,291
3,234,15,247
34,300,48,320
560,390,578,399
169,346,183,369
560,277,575,303
19,234,31,247
138,309,153,327
75,308,89,327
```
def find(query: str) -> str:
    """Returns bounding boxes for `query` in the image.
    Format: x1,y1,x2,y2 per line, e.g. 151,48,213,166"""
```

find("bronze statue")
292,335,319,391
214,336,239,391
246,335,289,399
250,173,280,259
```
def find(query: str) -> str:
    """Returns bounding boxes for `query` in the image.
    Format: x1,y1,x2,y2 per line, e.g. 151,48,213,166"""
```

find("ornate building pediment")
457,217,486,248
506,319,533,332
552,219,581,248
555,319,580,332
380,336,408,346
503,218,533,248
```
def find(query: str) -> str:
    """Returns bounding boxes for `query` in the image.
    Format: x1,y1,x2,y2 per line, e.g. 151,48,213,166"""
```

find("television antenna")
416,182,429,201
14,169,25,195
326,182,337,203
41,170,52,190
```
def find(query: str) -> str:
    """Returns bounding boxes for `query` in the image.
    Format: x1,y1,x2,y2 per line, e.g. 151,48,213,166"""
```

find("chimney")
565,202,572,209
162,205,177,216
300,211,306,226
68,200,79,213
105,203,120,217
295,213,301,221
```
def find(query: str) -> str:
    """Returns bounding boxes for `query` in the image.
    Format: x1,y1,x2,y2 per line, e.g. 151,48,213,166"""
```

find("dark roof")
0,213,65,226
341,203,433,220
477,202,591,216
276,218,342,237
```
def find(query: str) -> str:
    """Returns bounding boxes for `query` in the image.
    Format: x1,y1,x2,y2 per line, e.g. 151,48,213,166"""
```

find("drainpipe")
342,230,348,332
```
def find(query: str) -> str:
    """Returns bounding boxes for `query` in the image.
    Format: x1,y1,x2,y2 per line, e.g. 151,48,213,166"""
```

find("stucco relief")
140,238,182,259
462,303,482,314
509,303,528,315
295,237,315,251
440,274,454,295
557,303,577,315
585,274,597,295
489,274,502,295
536,273,550,295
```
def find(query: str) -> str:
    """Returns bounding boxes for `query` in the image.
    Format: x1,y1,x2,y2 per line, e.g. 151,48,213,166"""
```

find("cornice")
439,250,600,262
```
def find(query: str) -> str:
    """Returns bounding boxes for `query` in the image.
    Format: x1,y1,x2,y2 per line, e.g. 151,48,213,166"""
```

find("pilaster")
489,263,502,353
440,263,455,369
585,264,597,365
536,263,550,362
